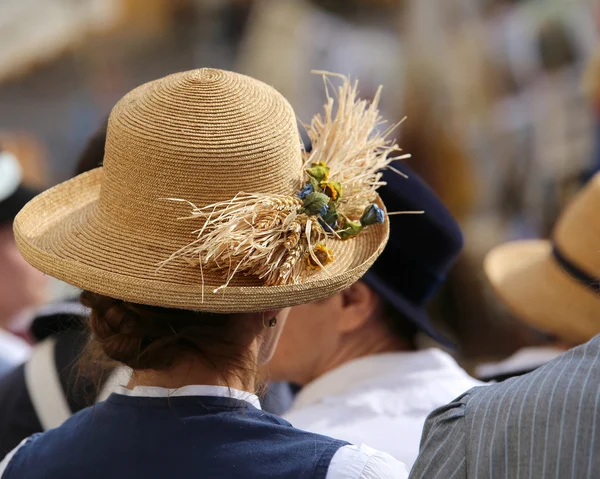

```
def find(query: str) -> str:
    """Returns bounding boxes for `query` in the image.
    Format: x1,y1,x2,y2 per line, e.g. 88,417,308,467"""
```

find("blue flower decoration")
298,183,314,200
319,204,329,218
360,204,385,226
374,206,385,224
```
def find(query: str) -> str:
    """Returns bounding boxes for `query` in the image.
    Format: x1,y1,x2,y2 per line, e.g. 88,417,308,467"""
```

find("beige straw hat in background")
14,68,390,313
484,173,600,344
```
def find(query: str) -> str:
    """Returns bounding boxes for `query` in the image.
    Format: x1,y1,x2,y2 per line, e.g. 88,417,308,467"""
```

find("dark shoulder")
1,401,112,472
0,365,41,456
29,301,87,341
0,363,26,401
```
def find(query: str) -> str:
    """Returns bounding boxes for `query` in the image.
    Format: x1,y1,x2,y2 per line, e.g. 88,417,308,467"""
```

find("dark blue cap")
362,163,463,345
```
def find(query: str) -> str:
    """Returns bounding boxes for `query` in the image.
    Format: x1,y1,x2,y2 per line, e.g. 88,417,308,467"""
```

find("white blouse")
284,349,482,469
0,384,407,479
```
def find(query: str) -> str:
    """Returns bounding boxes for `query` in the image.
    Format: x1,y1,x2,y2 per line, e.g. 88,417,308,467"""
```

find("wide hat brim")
484,240,600,344
14,168,389,313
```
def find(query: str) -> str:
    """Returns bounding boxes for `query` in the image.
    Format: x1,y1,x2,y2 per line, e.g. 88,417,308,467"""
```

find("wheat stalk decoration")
161,72,416,293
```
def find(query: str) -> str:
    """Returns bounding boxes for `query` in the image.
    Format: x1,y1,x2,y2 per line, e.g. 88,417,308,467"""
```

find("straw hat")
484,173,600,344
14,69,392,313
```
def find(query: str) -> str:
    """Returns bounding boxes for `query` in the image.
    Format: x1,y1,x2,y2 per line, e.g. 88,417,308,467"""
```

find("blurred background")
2,0,599,370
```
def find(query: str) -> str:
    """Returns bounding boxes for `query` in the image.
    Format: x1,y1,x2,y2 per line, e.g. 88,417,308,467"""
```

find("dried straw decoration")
163,72,411,292
161,194,326,290
304,71,410,219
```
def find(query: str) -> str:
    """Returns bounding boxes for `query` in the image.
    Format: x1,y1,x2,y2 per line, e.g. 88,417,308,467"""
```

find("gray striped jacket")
410,335,600,478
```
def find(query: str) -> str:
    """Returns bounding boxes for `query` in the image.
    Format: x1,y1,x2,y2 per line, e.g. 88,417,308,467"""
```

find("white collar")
115,385,262,410
475,346,565,379
291,348,471,411
34,301,89,319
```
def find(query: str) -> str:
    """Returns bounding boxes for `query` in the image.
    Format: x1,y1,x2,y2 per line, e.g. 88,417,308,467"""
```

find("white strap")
24,337,72,431
33,301,89,320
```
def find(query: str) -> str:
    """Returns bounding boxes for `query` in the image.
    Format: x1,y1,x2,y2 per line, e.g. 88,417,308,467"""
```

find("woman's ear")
257,308,291,366
338,281,379,334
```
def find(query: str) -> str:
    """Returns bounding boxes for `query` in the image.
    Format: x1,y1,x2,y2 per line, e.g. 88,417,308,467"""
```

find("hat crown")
554,173,600,278
97,68,302,237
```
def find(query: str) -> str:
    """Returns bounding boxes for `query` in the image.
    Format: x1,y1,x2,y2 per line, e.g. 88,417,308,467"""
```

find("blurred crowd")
1,0,600,477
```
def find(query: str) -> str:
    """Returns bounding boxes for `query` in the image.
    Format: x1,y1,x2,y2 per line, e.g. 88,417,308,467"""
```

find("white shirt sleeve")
326,444,409,479
0,438,29,478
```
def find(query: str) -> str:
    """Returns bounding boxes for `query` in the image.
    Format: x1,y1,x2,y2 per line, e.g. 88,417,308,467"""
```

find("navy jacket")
3,394,347,478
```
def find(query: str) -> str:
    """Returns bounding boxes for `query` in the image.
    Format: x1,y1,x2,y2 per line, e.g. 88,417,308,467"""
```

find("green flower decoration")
302,191,330,216
338,217,364,240
306,161,330,182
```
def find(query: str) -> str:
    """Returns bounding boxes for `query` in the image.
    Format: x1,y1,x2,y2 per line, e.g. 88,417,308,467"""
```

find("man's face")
0,225,47,327
264,294,344,386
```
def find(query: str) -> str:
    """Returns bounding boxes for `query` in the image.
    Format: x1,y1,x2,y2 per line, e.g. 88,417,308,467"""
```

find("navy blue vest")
3,394,348,479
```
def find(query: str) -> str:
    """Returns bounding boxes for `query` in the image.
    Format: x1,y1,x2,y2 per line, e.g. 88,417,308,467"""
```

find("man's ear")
338,281,379,334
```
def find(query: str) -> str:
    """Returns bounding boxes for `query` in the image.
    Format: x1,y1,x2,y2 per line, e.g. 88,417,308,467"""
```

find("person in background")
410,172,600,478
265,164,481,469
237,0,404,133
0,149,47,375
474,167,600,382
582,5,600,180
0,123,113,457
527,18,593,238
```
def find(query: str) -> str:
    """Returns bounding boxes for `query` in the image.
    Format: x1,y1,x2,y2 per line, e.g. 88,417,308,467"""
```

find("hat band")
552,244,600,293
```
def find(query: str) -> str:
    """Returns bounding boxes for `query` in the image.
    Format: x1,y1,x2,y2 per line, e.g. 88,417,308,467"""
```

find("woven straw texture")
14,69,388,312
484,173,600,343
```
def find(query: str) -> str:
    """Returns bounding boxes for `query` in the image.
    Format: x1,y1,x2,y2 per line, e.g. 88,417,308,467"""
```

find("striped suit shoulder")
411,336,600,478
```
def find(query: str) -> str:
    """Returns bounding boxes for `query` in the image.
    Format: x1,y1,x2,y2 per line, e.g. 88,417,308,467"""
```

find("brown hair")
80,291,261,382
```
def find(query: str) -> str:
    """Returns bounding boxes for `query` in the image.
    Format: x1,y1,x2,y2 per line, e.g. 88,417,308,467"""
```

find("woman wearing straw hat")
0,68,409,478
472,168,600,381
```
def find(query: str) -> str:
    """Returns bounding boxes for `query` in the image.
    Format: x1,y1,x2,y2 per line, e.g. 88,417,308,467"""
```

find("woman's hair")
80,291,261,379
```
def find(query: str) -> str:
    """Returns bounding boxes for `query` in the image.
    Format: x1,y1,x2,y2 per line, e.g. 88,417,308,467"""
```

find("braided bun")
80,291,257,371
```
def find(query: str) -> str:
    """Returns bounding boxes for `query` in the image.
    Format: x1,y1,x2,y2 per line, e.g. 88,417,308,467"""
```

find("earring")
263,316,277,328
